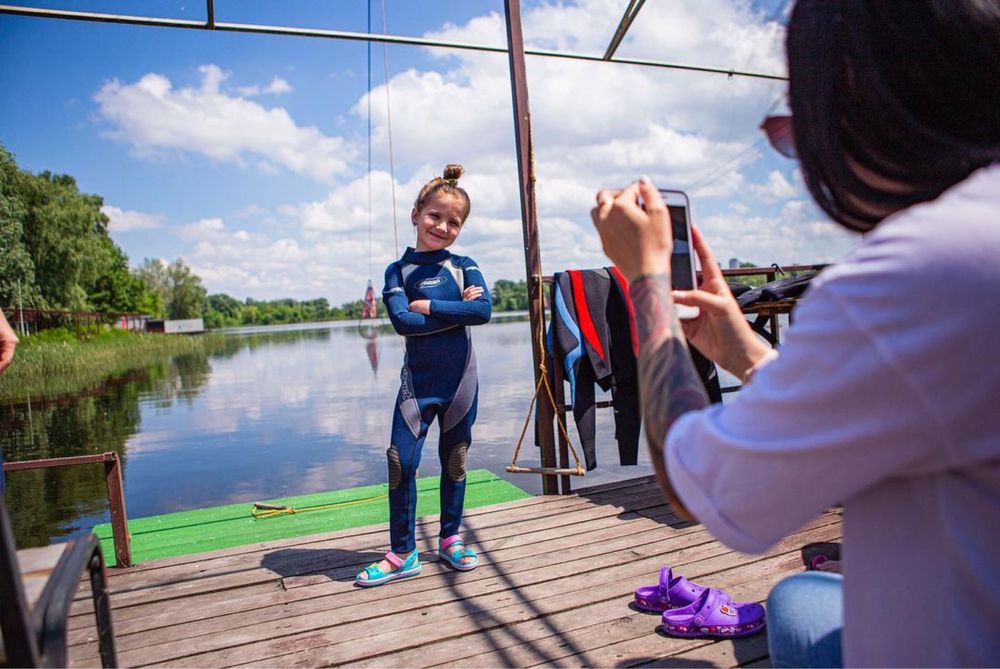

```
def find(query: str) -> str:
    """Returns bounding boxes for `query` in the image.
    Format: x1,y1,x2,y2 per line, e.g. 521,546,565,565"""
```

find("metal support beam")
603,0,647,60
0,4,787,81
504,0,559,496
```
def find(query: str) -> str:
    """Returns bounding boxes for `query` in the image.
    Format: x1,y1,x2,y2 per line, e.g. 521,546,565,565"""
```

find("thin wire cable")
380,0,399,257
366,0,373,278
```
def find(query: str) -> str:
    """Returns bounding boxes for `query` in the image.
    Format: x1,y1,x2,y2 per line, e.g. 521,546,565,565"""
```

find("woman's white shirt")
666,164,1000,667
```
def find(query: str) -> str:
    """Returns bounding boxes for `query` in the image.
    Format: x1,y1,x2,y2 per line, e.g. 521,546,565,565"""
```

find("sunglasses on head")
760,114,796,159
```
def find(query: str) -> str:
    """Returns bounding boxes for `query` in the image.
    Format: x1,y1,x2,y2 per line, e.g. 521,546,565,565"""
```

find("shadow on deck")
66,476,842,667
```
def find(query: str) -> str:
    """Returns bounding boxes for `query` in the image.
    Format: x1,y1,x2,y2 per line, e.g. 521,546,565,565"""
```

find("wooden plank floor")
66,476,842,668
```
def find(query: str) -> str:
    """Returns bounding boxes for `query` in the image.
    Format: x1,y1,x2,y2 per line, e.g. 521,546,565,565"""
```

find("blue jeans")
767,571,844,668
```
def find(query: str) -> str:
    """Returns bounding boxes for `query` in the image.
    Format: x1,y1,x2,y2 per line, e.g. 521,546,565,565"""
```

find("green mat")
92,469,530,567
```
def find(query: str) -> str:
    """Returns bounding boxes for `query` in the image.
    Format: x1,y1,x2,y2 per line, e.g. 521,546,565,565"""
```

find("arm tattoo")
630,273,709,518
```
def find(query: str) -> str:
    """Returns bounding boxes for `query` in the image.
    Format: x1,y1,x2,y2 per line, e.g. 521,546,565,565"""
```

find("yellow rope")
251,493,388,519
508,273,584,474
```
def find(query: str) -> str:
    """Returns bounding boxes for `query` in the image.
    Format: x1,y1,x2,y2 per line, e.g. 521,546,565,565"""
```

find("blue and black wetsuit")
383,247,492,555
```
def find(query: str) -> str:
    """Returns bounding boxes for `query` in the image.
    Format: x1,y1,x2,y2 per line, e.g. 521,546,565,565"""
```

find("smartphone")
659,189,700,320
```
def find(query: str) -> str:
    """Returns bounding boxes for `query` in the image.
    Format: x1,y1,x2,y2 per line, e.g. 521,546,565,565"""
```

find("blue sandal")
355,550,421,587
439,535,478,571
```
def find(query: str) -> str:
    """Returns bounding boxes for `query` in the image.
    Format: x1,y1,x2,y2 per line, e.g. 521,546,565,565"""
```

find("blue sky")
0,0,858,305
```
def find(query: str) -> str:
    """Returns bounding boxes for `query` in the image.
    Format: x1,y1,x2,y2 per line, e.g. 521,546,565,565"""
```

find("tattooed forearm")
630,273,709,519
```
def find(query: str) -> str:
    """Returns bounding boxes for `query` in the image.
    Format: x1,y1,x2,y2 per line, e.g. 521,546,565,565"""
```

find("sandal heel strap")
440,535,463,550
385,551,405,568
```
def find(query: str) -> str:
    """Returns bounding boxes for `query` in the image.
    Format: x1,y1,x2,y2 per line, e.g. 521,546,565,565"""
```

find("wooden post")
104,452,131,568
503,0,558,494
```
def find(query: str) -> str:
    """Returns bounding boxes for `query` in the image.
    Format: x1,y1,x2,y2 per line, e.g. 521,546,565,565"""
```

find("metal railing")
3,452,131,568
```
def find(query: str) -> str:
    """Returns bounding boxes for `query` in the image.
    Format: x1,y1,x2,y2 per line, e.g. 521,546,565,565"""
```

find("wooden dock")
66,476,842,668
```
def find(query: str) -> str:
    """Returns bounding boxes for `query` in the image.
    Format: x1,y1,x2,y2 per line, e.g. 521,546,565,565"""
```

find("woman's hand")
409,299,431,315
0,309,19,375
672,224,772,378
591,178,672,282
462,286,484,301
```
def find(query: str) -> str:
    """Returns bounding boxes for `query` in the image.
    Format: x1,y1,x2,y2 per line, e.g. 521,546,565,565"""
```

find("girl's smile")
413,194,466,252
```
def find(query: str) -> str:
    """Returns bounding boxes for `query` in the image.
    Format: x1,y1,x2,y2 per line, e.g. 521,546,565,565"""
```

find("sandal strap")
384,551,405,569
364,563,382,578
440,534,463,551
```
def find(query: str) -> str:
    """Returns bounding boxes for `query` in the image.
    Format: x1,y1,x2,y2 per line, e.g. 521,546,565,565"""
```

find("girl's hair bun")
443,164,464,183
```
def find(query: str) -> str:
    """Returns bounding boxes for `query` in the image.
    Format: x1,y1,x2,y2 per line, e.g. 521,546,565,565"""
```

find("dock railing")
2,452,131,568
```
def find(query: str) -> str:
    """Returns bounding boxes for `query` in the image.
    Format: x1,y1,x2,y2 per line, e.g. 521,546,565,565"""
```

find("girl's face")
412,193,466,252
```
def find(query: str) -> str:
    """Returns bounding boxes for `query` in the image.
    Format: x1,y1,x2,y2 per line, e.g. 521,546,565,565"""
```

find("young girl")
356,164,492,587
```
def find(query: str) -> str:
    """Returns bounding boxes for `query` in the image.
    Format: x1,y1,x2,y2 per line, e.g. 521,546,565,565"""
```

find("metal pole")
504,0,559,495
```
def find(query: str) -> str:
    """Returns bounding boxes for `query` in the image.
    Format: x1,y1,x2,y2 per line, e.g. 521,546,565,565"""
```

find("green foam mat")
92,469,530,567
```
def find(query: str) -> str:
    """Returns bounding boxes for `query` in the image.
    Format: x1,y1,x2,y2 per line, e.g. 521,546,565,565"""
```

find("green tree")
0,146,42,309
166,260,206,319
491,279,529,311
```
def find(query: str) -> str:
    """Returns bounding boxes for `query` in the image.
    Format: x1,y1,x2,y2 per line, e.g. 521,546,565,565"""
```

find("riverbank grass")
0,327,226,401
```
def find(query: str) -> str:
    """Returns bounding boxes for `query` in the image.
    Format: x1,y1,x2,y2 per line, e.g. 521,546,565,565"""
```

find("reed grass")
0,328,228,402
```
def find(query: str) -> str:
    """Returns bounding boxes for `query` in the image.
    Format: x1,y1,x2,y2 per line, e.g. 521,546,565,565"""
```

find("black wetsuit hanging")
547,268,723,470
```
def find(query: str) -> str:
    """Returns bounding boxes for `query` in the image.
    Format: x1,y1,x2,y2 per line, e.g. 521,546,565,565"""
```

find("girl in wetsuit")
356,164,492,587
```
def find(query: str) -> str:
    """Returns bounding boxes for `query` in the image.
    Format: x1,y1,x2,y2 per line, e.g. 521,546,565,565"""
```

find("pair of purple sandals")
633,567,766,638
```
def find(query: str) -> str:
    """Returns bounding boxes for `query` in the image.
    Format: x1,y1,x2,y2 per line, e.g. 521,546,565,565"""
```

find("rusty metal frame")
0,3,787,81
603,0,647,60
3,452,131,567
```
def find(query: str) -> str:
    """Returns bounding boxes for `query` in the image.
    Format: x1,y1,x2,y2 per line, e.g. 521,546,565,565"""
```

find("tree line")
1,145,530,331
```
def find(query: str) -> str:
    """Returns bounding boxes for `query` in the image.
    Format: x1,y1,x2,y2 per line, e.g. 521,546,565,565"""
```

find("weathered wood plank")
136,518,838,668
61,478,841,669
77,515,714,665
69,510,672,651
68,497,672,639
71,491,668,623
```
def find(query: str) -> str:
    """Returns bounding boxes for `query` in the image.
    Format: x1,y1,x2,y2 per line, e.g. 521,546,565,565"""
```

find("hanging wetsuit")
548,269,641,470
383,247,491,555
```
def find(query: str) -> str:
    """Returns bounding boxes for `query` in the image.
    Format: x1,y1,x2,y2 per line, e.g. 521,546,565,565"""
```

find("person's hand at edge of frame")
0,308,19,375
671,223,771,379
591,177,672,283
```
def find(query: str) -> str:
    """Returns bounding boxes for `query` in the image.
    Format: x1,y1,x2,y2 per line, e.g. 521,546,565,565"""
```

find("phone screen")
669,205,695,291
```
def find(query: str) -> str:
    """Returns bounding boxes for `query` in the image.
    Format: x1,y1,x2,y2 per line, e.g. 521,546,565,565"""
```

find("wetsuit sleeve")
383,264,454,336
428,258,493,326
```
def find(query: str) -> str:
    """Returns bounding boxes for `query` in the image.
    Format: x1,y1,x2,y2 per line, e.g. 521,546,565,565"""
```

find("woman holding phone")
591,1,1000,667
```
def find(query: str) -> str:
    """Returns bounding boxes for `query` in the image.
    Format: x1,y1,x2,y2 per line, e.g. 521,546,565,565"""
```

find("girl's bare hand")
463,286,484,301
409,299,431,315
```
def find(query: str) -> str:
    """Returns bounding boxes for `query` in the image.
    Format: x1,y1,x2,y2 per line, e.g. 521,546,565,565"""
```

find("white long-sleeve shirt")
666,164,1000,667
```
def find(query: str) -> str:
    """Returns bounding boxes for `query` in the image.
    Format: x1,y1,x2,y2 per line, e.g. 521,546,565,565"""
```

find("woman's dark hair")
787,0,1000,232
413,163,471,223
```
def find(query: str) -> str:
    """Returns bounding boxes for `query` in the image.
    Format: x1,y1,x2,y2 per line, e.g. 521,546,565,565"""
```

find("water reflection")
2,319,655,548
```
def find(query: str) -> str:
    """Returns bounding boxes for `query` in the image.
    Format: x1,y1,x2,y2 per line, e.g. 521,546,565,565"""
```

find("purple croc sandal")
634,567,719,613
661,588,766,638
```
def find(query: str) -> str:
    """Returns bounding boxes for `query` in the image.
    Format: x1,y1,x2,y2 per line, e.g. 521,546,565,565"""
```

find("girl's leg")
766,571,844,668
388,400,434,556
438,389,477,561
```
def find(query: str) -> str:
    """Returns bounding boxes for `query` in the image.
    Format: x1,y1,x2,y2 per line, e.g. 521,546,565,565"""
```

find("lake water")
3,316,724,549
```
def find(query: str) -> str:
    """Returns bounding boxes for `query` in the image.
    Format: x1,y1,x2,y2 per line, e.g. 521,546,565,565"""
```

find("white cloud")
752,170,797,202
94,65,350,181
237,76,293,96
92,1,861,303
101,205,164,232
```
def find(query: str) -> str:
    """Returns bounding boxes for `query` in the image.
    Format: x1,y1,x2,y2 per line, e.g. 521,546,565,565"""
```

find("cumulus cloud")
752,170,797,202
106,1,859,303
94,65,350,181
237,76,292,96
101,205,165,232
